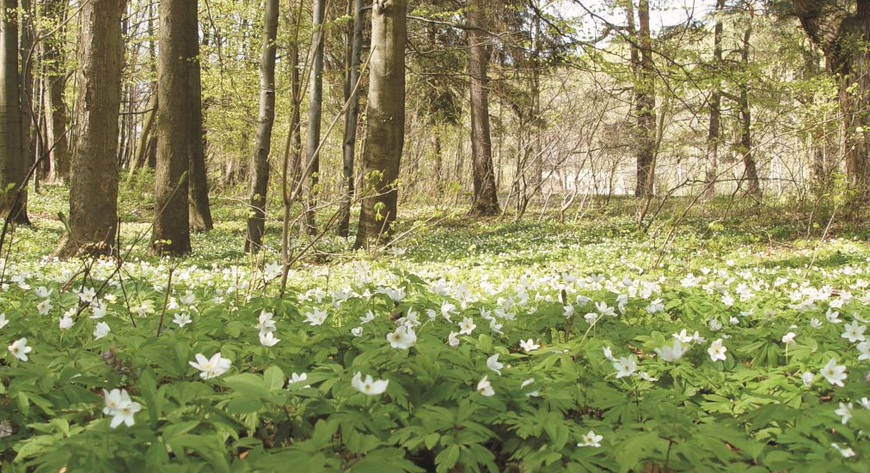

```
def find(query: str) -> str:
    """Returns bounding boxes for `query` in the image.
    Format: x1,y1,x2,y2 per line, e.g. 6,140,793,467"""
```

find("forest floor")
1,185,869,472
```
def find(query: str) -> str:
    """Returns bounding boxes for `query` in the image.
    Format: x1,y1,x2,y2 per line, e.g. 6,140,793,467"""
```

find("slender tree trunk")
432,126,442,198
354,0,406,248
633,0,656,198
42,0,68,184
466,0,499,216
738,23,760,196
189,1,213,232
0,0,25,222
244,0,278,252
151,0,195,255
705,0,724,197
303,0,326,235
16,0,33,224
129,91,156,177
56,0,124,257
338,0,364,238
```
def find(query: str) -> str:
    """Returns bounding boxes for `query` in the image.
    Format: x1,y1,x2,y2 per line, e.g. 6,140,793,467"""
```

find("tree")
630,0,657,198
151,0,195,255
792,0,870,195
737,12,761,196
56,0,124,257
303,0,326,235
705,0,725,197
338,0,364,238
245,0,278,252
188,0,212,232
41,0,69,184
0,0,26,223
355,0,407,248
466,0,500,216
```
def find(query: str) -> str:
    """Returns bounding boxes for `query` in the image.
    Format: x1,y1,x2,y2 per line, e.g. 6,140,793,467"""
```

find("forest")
1,0,870,471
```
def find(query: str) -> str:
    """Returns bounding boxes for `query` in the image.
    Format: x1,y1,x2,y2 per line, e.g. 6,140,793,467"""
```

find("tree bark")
705,0,725,197
466,0,499,216
633,0,656,198
738,23,760,196
41,0,68,184
354,0,406,248
338,0,364,238
56,0,124,257
188,1,213,232
0,0,25,222
244,0,278,252
16,0,33,223
151,0,194,255
303,0,326,235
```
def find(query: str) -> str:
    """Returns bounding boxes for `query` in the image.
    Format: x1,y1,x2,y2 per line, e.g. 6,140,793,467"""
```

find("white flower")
729,316,740,325
90,303,107,319
304,308,328,326
103,388,141,429
691,331,706,344
180,292,196,305
563,304,575,318
351,327,363,337
458,317,476,335
78,287,96,303
835,402,853,424
440,302,456,322
476,376,494,396
801,372,814,387
820,358,847,387
448,331,460,347
673,329,693,344
58,312,73,330
521,378,535,389
35,286,52,299
173,312,192,327
7,338,31,361
709,319,723,331
859,397,870,409
603,346,616,362
255,311,276,334
289,372,310,388
655,339,687,362
259,331,280,347
707,339,727,362
827,309,842,324
360,310,376,324
387,325,417,349
831,443,856,458
782,332,796,347
810,318,823,329
0,313,7,330
613,355,638,378
190,352,232,379
486,354,504,375
577,430,603,448
639,372,658,382
596,301,616,317
93,322,111,339
351,372,389,395
841,321,866,343
520,339,540,352
857,341,870,361
584,312,599,324
37,300,51,315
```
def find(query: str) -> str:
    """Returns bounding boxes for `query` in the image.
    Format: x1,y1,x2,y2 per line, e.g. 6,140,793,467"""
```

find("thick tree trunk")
466,0,499,216
56,0,123,257
793,0,870,196
705,0,725,197
633,0,656,198
42,0,68,184
337,0,364,238
0,0,25,222
354,0,406,248
151,0,194,255
188,2,213,232
244,0,278,252
303,0,326,235
738,24,760,196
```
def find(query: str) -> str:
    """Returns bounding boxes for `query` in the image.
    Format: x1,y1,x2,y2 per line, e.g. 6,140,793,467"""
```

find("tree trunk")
128,90,156,178
189,2,213,232
705,0,724,197
354,0,406,248
738,23,760,196
793,0,870,197
42,0,69,184
56,0,124,257
151,0,194,255
303,0,326,235
244,0,278,252
16,0,33,224
466,0,499,216
0,0,25,222
633,0,656,198
337,0,364,238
